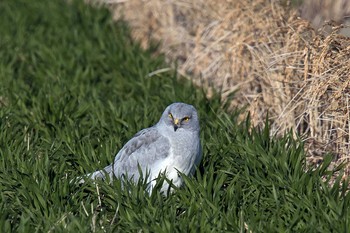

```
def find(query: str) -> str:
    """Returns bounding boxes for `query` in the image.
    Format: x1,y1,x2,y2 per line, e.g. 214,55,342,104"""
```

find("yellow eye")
183,117,190,122
168,113,173,119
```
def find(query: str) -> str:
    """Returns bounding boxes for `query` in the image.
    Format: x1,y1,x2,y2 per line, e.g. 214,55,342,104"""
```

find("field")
110,0,350,173
0,0,349,231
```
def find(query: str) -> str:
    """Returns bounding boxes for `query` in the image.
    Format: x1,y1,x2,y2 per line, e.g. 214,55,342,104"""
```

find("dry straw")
104,0,350,174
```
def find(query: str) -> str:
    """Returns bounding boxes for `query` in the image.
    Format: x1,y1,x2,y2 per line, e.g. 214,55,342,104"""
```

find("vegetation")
0,0,349,232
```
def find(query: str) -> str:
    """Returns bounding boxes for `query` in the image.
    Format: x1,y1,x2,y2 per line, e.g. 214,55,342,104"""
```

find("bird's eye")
182,117,190,122
168,113,173,119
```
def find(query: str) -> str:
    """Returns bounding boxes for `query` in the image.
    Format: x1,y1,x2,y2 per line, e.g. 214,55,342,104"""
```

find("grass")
0,0,349,232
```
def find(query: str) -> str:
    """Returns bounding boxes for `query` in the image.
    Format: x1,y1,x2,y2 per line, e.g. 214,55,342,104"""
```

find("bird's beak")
173,118,180,131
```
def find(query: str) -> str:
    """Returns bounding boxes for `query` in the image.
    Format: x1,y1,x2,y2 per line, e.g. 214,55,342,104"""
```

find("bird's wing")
111,126,171,180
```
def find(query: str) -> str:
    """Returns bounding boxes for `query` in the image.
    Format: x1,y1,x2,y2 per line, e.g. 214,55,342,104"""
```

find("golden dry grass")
300,0,350,34
103,0,350,174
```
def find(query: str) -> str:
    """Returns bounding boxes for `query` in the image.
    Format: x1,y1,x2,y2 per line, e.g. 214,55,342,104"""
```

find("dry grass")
102,0,350,174
300,0,350,36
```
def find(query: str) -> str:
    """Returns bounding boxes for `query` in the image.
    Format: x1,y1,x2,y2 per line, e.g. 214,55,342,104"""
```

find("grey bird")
81,102,202,193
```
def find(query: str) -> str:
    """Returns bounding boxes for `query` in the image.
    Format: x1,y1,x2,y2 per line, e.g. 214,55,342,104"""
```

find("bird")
80,102,202,193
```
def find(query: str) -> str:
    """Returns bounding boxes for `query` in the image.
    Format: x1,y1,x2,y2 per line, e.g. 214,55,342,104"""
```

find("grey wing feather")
113,126,171,179
87,126,170,182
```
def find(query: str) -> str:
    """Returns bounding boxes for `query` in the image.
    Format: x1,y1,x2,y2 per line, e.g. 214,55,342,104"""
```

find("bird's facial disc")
168,112,191,131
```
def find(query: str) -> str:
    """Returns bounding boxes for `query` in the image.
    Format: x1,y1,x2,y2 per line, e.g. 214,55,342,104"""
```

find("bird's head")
160,102,200,133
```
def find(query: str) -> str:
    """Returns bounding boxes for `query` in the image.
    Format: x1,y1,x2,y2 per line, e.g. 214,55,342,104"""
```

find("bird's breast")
167,132,200,174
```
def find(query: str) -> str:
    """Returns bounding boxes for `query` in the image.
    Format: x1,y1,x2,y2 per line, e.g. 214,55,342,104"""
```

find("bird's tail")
74,164,114,184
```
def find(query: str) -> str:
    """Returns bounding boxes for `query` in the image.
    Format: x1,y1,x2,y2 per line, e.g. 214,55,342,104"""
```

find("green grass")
0,0,349,232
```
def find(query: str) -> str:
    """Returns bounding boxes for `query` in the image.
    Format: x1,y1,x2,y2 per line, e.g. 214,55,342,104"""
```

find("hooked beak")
173,118,180,131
